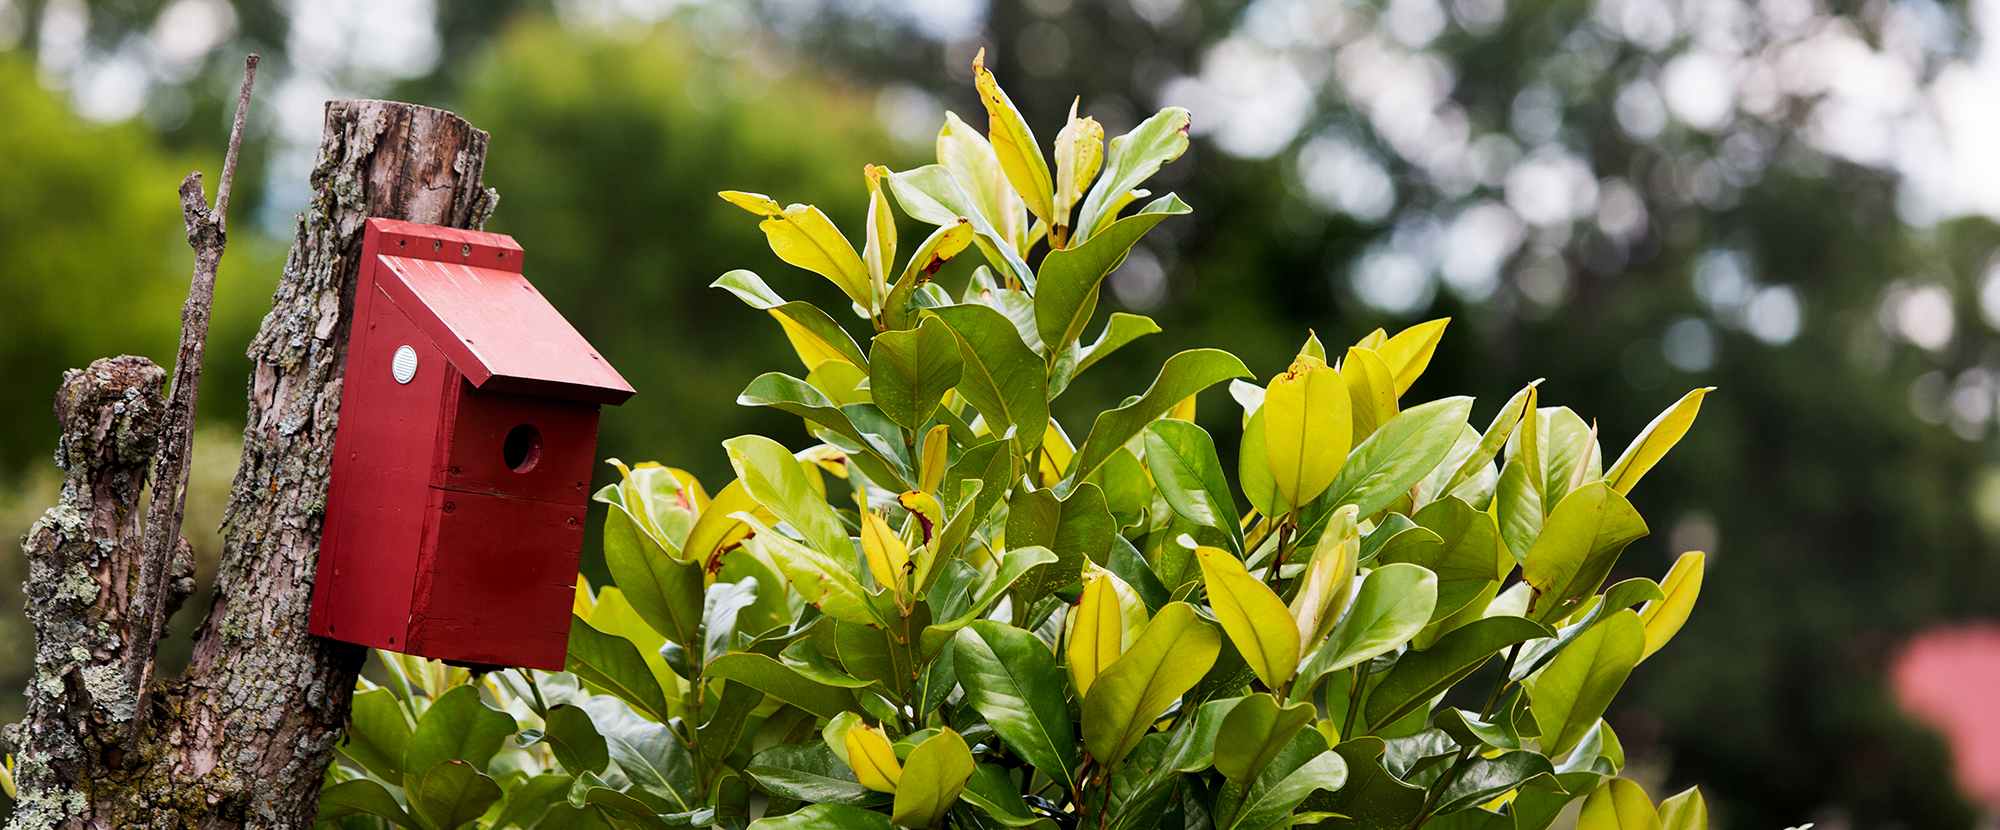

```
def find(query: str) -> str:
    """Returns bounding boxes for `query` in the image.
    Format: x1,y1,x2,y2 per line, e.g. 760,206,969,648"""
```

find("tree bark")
7,101,496,830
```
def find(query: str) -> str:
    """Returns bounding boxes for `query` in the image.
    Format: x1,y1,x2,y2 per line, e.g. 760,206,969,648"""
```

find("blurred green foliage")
458,20,916,488
0,52,275,471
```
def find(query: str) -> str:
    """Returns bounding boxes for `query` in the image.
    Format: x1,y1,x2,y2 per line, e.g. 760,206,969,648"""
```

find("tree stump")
7,101,495,830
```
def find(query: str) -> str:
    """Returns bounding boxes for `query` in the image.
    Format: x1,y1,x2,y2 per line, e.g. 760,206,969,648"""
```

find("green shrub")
319,57,1714,830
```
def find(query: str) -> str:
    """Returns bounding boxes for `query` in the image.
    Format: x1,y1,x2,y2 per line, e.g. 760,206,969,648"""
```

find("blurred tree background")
3,0,2000,826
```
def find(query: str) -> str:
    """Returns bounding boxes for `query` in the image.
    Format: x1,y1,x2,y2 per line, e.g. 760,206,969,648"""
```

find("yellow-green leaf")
1658,786,1708,830
845,726,902,793
1527,610,1643,756
759,204,872,310
973,50,1057,229
1578,777,1661,830
1604,388,1713,495
1263,356,1351,510
1194,546,1300,689
1638,551,1704,662
1081,602,1220,766
1069,573,1124,698
719,190,783,216
1053,98,1104,241
918,424,950,494
862,165,897,310
1213,693,1316,783
1375,318,1449,397
1289,504,1360,649
1341,347,1398,444
891,729,975,829
860,512,909,601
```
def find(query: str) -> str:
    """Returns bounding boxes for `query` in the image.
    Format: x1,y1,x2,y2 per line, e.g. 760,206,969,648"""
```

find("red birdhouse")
309,218,634,670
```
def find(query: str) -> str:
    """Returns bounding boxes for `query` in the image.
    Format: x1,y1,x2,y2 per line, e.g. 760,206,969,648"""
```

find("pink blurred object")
1892,622,2000,806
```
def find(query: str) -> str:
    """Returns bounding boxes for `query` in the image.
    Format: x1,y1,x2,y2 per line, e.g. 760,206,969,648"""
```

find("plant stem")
1406,642,1530,829
1480,643,1524,720
523,669,549,717
1341,665,1366,739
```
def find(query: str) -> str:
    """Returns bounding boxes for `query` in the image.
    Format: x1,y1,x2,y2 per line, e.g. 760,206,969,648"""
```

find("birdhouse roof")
364,219,635,405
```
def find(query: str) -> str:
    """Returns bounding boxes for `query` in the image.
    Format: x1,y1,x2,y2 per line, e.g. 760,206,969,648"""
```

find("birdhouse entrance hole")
504,424,543,472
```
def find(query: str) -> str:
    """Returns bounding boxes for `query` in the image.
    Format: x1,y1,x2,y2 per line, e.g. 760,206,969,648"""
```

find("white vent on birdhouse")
392,345,418,384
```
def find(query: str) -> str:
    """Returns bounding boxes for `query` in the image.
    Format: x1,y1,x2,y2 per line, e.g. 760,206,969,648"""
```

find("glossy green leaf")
1073,349,1252,484
778,639,873,689
703,578,760,667
411,760,504,830
892,728,975,828
927,302,1049,455
886,221,977,329
1522,482,1649,623
342,687,410,782
954,620,1078,790
1214,693,1316,783
1035,194,1190,352
725,434,853,561
1077,312,1162,375
1639,551,1705,662
1375,318,1449,397
567,615,673,722
1432,750,1555,816
1658,786,1709,830
1195,546,1300,689
406,685,516,781
1298,563,1437,688
1307,738,1425,830
1223,736,1347,830
1075,107,1191,244
1341,347,1399,443
741,518,883,628
1082,602,1222,767
1512,578,1663,681
941,546,1061,637
751,202,872,310
1397,497,1507,622
1579,777,1662,830
1527,609,1644,757
959,763,1042,826
937,110,1011,229
706,652,862,719
1143,419,1244,554
1360,615,1550,728
541,704,609,775
1005,483,1107,606
748,804,894,830
317,778,421,829
869,316,964,430
1239,406,1284,519
889,163,1036,290
1495,392,1544,564
1512,771,1608,830
1433,707,1521,751
1605,388,1712,495
1540,407,1603,513
1306,397,1474,538
581,696,700,812
1290,504,1361,649
1263,357,1351,510
601,502,705,655
1440,381,1538,497
713,270,870,369
747,742,892,807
